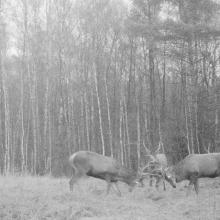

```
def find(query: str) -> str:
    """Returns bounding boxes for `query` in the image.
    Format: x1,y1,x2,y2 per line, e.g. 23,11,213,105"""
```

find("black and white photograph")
0,0,220,219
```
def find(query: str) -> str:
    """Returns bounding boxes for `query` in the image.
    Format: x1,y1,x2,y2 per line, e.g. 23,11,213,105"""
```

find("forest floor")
0,175,220,220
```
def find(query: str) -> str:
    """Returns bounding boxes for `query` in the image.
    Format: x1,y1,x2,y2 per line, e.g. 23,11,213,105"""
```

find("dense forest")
0,0,220,176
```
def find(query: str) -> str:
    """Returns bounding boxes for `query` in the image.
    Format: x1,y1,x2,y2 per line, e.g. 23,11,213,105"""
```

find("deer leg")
162,173,166,191
106,182,112,195
69,171,82,191
193,178,199,194
155,176,161,190
186,181,193,196
69,177,74,191
187,174,198,196
105,175,112,195
190,173,199,194
163,179,166,191
139,177,145,187
113,182,121,197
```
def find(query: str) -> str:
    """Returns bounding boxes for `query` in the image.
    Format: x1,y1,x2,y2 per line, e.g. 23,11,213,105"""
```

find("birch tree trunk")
212,43,219,151
104,64,113,156
25,105,30,172
48,105,52,175
91,88,95,152
2,57,10,174
84,91,90,151
44,78,49,169
119,98,124,165
124,96,131,167
20,68,25,173
183,72,191,155
104,35,116,157
80,95,85,150
20,0,28,172
149,46,156,150
136,97,141,169
0,1,10,174
45,0,52,173
31,67,37,175
194,95,200,153
94,59,105,155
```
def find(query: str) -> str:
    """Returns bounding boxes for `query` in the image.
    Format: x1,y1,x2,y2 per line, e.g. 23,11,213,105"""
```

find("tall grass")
0,176,219,219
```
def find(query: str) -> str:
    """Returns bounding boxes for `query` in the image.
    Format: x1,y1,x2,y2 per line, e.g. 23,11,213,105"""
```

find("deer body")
172,153,220,194
69,151,138,196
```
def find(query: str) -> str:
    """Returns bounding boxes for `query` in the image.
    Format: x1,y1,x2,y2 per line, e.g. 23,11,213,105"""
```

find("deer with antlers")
168,151,220,194
69,151,142,196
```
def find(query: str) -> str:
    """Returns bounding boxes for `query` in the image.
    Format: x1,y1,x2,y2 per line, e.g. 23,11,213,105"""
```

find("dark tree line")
0,0,220,176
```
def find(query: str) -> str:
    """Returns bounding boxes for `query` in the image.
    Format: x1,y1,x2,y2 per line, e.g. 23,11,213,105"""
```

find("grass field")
0,175,220,220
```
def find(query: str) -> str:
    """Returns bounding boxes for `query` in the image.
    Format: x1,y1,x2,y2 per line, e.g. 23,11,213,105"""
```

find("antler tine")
155,141,162,154
143,142,151,155
144,149,156,162
149,154,156,162
139,161,154,174
143,142,159,163
140,160,162,174
140,163,151,173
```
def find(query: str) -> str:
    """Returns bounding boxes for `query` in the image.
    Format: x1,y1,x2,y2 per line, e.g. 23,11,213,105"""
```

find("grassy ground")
0,176,220,220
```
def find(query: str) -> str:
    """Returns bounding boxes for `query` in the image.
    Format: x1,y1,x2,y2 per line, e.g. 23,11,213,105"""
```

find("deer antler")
149,155,156,162
140,163,164,179
143,142,151,155
155,143,161,154
155,141,165,154
140,160,162,175
143,142,157,163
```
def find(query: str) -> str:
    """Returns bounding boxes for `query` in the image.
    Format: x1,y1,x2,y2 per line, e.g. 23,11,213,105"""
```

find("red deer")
169,153,220,194
69,151,140,196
